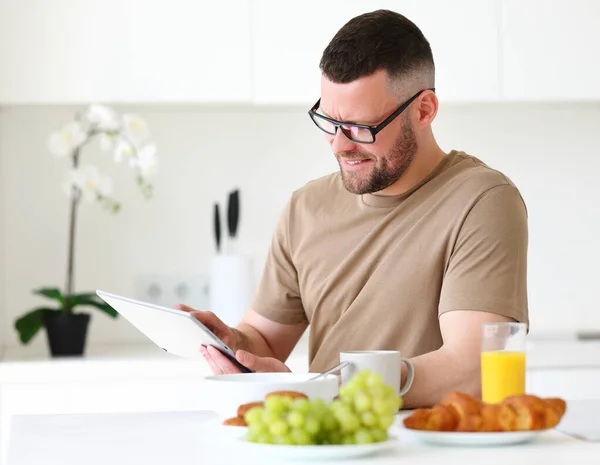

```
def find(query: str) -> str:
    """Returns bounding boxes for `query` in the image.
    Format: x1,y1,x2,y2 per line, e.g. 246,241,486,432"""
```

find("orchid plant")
15,104,158,345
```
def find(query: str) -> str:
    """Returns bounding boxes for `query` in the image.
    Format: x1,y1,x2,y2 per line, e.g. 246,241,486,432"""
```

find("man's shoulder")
290,171,347,207
447,151,523,199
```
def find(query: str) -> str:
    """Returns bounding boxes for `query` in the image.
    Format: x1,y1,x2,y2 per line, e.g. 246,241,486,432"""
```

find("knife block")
209,254,253,327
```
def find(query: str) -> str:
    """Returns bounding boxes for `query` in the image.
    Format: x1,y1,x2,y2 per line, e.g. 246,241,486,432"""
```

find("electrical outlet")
134,273,209,310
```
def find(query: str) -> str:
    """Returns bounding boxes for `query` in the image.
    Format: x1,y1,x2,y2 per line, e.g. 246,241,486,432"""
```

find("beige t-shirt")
250,151,529,372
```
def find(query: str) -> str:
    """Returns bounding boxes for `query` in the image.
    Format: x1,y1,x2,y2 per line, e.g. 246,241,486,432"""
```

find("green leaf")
33,287,65,304
14,307,61,344
67,294,118,318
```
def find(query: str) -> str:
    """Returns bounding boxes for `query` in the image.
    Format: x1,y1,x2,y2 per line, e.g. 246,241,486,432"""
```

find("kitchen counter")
6,402,600,465
1,336,599,384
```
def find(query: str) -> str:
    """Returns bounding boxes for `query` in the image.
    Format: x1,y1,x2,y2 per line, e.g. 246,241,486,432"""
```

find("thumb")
236,350,290,373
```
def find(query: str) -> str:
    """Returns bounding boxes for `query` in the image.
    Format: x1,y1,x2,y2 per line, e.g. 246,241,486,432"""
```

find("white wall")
1,102,599,352
0,107,5,353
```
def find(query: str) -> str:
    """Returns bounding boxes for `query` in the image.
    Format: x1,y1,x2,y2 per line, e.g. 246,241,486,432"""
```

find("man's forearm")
400,347,481,409
231,323,277,358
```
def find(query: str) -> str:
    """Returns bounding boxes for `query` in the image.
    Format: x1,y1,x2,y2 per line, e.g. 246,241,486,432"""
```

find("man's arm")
232,309,308,361
400,183,529,408
400,310,515,409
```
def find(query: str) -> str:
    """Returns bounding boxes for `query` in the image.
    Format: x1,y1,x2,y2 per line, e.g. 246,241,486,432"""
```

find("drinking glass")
481,322,527,404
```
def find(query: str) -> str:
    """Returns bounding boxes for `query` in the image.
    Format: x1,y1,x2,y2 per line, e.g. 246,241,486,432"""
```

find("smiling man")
178,9,529,408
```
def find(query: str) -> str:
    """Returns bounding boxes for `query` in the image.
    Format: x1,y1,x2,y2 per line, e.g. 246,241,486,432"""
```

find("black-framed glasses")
308,88,435,144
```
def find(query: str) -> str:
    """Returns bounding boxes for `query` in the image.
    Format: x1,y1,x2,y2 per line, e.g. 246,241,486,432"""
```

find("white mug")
340,350,415,396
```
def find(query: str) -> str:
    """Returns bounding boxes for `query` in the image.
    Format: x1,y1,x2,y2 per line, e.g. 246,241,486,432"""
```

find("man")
177,9,528,409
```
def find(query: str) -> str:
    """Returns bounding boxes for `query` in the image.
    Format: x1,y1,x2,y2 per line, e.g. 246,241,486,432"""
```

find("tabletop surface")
7,400,600,465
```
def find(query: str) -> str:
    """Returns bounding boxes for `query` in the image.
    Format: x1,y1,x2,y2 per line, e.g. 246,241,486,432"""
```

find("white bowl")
203,372,339,419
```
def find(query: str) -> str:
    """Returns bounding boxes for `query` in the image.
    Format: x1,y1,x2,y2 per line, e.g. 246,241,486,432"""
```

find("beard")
336,118,418,195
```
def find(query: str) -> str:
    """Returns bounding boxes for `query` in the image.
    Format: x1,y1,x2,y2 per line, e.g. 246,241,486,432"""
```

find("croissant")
403,392,567,433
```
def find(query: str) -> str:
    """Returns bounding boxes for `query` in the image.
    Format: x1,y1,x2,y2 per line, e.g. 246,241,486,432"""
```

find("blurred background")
2,0,600,460
2,0,599,352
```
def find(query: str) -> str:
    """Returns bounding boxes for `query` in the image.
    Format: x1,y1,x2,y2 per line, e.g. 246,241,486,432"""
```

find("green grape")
381,384,396,398
338,411,360,433
291,428,313,445
273,434,294,445
287,410,305,428
244,406,264,425
305,415,321,435
280,396,294,409
354,392,372,412
361,411,378,427
365,372,384,389
248,421,268,436
328,399,345,413
262,408,281,424
354,428,374,444
292,398,311,414
371,428,388,443
245,429,260,442
321,412,338,432
269,420,289,436
378,414,394,429
339,383,357,399
256,432,274,444
327,430,343,445
342,435,356,445
265,396,288,415
372,398,388,416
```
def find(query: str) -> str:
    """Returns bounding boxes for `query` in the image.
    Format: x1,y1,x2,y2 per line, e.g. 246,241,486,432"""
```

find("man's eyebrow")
320,108,378,126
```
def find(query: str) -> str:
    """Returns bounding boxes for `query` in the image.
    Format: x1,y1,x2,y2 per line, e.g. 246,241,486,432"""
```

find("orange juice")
481,351,526,404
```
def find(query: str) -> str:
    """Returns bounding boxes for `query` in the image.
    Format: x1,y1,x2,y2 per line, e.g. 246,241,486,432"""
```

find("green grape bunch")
244,370,402,446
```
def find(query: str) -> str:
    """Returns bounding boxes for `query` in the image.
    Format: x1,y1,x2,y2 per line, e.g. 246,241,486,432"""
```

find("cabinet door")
526,368,600,400
501,0,600,100
0,0,127,104
0,0,251,104
251,0,500,105
120,0,251,103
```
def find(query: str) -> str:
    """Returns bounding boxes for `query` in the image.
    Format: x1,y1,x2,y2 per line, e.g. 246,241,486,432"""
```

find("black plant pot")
42,311,91,357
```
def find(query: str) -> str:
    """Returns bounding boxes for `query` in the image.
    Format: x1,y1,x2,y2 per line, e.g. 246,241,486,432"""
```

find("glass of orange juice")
481,322,527,404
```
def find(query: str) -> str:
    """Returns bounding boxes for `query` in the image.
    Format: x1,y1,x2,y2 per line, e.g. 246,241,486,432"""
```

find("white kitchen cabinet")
501,0,600,100
526,368,600,400
251,0,501,105
0,0,251,104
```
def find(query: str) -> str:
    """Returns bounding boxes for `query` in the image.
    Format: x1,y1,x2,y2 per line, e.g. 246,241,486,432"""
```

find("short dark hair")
319,9,434,89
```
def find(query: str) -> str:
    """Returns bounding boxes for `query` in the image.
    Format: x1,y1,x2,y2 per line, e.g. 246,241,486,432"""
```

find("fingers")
236,350,291,373
176,305,232,345
174,304,195,312
202,345,242,375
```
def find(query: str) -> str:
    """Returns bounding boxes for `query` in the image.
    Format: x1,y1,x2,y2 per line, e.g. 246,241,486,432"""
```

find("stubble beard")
337,119,418,195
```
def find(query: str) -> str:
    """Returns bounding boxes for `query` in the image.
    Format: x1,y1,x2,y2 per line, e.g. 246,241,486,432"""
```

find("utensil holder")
209,254,253,327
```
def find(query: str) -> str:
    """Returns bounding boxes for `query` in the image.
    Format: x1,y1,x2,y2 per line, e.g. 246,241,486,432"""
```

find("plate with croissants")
401,391,567,446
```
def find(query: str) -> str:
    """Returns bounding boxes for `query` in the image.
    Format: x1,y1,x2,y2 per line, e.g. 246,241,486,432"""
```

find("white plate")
236,436,398,460
403,428,546,446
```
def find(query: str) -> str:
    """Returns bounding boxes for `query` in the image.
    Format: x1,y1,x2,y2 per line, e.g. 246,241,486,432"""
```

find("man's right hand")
175,304,236,349
175,304,291,375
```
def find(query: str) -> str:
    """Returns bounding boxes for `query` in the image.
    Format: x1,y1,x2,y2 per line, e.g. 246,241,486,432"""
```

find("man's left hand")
201,345,291,374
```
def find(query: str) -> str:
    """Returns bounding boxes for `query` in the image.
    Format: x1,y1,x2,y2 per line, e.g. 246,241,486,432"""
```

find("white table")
6,402,600,465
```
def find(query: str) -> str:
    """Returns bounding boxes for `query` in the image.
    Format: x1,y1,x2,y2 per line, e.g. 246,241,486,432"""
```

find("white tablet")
96,289,253,372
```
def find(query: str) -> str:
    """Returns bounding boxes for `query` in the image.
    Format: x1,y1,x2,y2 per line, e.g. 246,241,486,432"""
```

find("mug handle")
399,358,415,396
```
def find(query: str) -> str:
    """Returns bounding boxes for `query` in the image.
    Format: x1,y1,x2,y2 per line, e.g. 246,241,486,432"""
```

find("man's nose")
330,128,358,154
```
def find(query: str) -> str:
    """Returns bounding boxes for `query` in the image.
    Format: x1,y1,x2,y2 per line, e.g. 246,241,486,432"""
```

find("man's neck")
374,146,447,197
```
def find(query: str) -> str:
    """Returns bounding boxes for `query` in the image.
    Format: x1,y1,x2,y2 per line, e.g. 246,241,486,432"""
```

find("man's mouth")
343,158,372,168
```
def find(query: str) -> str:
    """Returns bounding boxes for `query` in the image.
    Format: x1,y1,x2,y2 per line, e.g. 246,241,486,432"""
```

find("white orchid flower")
85,104,119,131
48,121,86,158
113,138,135,163
64,165,112,202
135,143,158,178
122,113,149,146
99,133,118,152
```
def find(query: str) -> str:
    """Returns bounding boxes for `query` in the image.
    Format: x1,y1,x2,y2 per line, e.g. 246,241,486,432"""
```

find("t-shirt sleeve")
250,198,308,325
438,184,529,326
